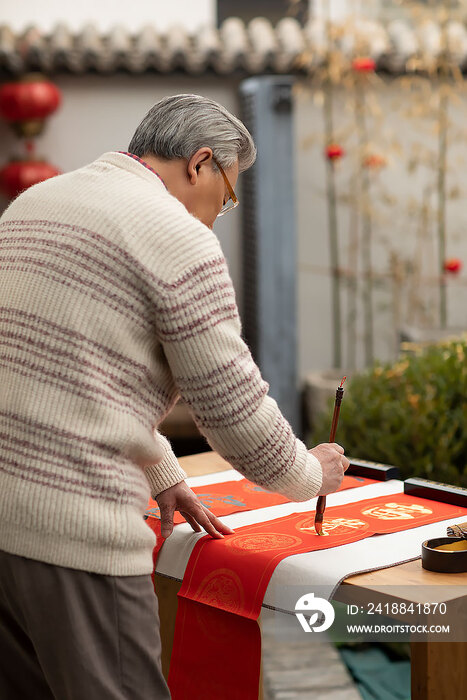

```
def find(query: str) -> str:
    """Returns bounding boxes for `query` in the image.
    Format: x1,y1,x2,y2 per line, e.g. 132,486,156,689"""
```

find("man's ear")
187,147,213,185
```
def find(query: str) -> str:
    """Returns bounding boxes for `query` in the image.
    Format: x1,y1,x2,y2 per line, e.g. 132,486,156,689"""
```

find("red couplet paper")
146,474,377,567
167,493,467,699
146,474,376,522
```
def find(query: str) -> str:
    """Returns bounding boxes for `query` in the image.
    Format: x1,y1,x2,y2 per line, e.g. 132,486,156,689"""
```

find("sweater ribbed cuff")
268,439,323,502
144,433,188,498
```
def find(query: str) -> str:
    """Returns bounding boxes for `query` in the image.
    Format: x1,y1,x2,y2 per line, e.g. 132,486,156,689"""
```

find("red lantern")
352,57,376,73
363,154,387,169
444,258,462,274
0,159,61,199
0,73,61,138
325,144,345,161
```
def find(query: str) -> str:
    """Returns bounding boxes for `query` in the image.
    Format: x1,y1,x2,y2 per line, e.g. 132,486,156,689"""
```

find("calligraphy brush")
314,376,346,536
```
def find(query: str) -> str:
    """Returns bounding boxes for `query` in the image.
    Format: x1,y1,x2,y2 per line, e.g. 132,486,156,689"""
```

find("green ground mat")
339,645,411,700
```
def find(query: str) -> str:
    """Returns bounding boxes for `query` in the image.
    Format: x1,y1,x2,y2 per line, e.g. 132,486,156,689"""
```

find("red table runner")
167,493,467,699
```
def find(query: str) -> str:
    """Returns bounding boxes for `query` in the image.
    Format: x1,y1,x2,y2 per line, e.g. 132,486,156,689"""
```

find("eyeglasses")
212,155,239,217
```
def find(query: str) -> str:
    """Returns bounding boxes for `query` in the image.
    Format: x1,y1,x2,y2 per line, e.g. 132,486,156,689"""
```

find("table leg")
411,641,466,700
258,612,264,700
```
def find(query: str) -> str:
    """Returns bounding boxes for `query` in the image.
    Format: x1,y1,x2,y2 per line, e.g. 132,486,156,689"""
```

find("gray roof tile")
0,18,466,76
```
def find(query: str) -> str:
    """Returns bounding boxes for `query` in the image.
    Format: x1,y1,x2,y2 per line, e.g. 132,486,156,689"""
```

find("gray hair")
127,94,256,172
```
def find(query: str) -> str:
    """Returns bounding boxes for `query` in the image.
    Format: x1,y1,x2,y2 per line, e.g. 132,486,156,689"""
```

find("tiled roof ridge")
1,16,467,75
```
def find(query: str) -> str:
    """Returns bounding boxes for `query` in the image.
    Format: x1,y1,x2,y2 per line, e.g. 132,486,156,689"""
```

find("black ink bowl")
422,537,467,573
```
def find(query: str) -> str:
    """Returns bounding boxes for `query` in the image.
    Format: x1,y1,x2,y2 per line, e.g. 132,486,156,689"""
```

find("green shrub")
311,336,467,487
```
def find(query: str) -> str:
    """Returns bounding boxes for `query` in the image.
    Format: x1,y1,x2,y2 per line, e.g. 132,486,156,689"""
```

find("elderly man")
0,94,348,699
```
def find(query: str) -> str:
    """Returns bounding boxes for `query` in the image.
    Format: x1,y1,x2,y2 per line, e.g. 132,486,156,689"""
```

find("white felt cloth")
154,470,466,611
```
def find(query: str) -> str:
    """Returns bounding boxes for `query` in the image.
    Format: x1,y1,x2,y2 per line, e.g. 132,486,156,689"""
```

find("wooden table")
152,451,466,700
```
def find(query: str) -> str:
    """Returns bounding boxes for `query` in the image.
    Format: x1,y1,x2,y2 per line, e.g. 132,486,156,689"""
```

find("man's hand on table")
310,443,350,496
155,480,236,540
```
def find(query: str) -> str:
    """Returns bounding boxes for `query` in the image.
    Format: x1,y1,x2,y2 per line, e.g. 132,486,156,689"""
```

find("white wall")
1,74,466,378
0,0,215,32
313,0,368,21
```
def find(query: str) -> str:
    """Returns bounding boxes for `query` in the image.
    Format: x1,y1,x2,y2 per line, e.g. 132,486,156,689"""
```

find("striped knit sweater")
0,150,322,576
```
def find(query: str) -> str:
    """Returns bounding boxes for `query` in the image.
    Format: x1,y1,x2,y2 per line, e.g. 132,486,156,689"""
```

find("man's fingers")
187,505,235,538
331,443,345,454
342,456,350,472
200,507,233,538
180,511,202,532
194,508,224,538
174,502,222,538
204,508,235,535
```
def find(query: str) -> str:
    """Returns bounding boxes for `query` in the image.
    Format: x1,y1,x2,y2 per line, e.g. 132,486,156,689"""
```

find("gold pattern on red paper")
361,502,433,520
296,516,370,536
224,532,303,554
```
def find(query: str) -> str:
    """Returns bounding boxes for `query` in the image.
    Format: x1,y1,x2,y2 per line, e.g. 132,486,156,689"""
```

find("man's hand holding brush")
313,377,348,534
309,443,350,496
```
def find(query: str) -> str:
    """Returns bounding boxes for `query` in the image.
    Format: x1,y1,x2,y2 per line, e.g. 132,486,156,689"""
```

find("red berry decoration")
444,258,462,274
325,144,345,161
352,57,376,73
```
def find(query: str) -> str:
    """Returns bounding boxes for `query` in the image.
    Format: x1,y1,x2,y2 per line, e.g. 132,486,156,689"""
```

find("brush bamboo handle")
314,387,344,527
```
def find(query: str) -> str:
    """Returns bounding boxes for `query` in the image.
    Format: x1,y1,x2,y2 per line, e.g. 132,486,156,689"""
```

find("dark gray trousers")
0,549,171,699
